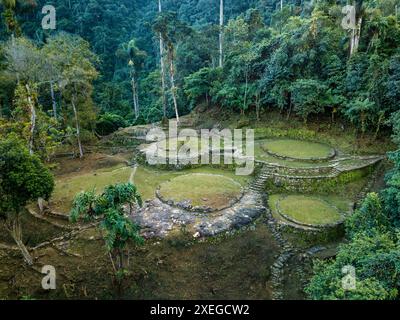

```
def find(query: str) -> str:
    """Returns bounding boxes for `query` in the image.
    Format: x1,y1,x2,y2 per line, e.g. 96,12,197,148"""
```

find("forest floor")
0,109,393,300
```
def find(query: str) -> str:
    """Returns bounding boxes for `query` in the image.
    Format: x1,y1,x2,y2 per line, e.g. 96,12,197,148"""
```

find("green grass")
254,142,323,167
277,195,342,225
51,165,250,214
318,195,352,213
158,173,243,209
51,165,133,213
269,194,344,225
262,139,334,160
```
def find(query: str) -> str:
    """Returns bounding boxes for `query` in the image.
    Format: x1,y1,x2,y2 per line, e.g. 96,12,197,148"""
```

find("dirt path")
129,165,138,184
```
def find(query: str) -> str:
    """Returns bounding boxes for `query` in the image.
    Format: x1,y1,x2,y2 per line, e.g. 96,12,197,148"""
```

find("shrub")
96,113,128,136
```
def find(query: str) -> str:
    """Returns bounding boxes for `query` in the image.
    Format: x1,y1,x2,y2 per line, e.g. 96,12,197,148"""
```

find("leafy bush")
96,113,128,136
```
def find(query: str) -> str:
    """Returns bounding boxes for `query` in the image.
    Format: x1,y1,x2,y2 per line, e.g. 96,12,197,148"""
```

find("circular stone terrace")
132,173,264,239
260,139,336,162
274,195,344,229
156,174,244,213
130,133,383,238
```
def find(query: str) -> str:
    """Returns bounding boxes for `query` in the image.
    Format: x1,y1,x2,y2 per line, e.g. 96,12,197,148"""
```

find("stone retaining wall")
264,164,377,193
136,145,249,171
260,162,337,176
277,221,345,246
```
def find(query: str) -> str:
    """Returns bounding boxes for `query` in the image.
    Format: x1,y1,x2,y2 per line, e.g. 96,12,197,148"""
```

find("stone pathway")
251,166,295,300
264,208,295,300
249,166,271,192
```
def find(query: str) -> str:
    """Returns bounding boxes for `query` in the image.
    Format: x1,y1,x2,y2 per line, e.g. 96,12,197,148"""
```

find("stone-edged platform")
130,189,265,239
260,139,337,163
155,173,244,213
274,195,345,230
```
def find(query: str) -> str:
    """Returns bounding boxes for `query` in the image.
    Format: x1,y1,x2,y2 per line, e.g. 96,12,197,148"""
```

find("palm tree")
127,40,146,119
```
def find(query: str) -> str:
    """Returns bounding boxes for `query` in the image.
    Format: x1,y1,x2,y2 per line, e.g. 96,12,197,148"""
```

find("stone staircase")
249,166,272,192
247,165,296,300
264,208,295,300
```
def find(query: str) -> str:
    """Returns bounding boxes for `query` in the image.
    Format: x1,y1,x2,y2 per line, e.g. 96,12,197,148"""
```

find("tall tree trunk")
59,84,63,113
50,81,57,119
71,87,84,158
287,100,293,120
350,1,363,56
158,0,168,120
374,112,384,140
243,67,249,113
361,112,366,140
6,215,33,265
131,69,139,119
168,51,179,123
135,88,139,116
281,0,283,10
118,249,124,270
219,0,224,68
255,92,261,121
25,84,36,155
350,17,362,55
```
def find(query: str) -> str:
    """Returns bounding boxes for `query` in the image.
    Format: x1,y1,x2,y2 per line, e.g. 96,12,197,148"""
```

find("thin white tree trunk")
25,84,36,155
50,81,57,119
131,70,139,119
38,197,45,213
243,66,249,113
158,0,167,119
255,92,261,121
7,215,33,265
350,17,362,56
71,89,84,158
135,86,139,116
219,0,224,68
169,56,179,122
